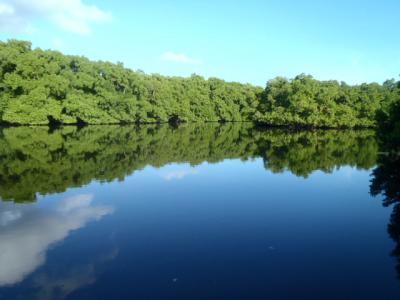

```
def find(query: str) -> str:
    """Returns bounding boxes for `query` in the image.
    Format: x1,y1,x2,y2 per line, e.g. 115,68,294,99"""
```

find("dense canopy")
0,40,398,127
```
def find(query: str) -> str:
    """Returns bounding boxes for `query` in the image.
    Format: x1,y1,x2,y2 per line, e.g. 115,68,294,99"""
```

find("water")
0,124,399,299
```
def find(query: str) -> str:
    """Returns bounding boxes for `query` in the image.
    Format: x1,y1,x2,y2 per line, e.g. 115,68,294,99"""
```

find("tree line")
0,39,399,128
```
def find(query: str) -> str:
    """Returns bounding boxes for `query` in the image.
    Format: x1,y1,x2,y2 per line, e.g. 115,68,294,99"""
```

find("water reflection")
370,133,400,278
24,248,118,300
0,194,113,286
160,166,199,181
1,124,396,299
0,124,378,203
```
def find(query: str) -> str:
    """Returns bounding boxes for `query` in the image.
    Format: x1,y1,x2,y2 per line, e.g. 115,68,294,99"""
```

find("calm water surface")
0,124,399,300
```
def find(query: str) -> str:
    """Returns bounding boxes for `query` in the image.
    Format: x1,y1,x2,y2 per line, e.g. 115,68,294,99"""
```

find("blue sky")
0,0,399,86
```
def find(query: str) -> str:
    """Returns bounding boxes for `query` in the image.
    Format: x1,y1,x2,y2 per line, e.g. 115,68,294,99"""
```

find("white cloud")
0,0,111,35
161,169,199,181
0,194,113,286
0,209,21,226
57,194,93,213
161,52,202,65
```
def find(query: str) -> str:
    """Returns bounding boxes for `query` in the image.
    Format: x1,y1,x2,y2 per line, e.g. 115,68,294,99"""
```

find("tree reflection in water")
0,124,378,203
371,150,400,278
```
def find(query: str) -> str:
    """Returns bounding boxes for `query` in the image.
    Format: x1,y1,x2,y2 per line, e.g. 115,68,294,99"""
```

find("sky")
0,0,399,86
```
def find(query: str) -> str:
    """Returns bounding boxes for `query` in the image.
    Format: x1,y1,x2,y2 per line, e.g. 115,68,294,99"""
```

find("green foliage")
256,74,398,128
0,124,377,202
0,40,397,127
0,40,263,125
375,82,400,149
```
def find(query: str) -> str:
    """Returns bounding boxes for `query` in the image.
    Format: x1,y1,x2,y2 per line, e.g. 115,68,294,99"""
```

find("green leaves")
257,74,399,128
0,39,397,128
2,87,61,125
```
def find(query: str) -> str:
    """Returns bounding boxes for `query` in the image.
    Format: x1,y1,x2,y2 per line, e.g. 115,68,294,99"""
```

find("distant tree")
0,39,398,127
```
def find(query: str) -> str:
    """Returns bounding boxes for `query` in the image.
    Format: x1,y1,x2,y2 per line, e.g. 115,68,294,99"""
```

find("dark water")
0,124,399,300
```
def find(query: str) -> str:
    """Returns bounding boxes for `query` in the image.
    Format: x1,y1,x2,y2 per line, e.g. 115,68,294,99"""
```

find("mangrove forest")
0,40,399,128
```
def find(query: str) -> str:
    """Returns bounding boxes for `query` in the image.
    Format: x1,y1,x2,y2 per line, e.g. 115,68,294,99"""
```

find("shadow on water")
0,124,378,203
370,132,400,279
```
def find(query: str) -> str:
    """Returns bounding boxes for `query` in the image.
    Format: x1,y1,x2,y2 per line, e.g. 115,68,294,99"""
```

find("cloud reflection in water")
0,194,113,286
